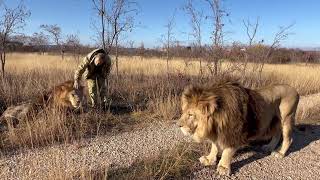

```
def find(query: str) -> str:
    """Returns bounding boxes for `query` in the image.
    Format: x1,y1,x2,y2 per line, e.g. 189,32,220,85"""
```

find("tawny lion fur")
39,80,84,109
178,80,299,175
0,80,85,128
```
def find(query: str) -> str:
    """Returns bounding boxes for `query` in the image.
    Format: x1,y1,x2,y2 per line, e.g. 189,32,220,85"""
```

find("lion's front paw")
271,151,285,158
199,156,216,166
217,165,230,176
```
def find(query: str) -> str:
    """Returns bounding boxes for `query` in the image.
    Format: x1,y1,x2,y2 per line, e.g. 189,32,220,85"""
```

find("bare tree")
266,23,295,59
242,17,259,74
40,24,64,59
204,0,228,76
127,40,134,48
138,41,144,60
161,10,176,76
30,32,49,54
184,0,204,75
256,23,294,78
92,0,107,50
243,17,259,46
0,0,30,77
92,0,139,77
65,34,81,61
110,0,138,77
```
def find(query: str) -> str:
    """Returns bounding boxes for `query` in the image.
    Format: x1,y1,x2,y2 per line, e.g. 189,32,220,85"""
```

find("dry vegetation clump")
1,53,320,152
0,109,128,150
70,143,207,180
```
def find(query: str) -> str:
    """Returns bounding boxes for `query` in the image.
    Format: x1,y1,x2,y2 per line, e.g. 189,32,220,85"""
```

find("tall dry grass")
1,52,320,151
1,53,320,179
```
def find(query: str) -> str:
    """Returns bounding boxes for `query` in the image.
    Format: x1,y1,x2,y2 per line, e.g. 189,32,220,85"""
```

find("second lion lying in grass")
0,80,86,129
178,80,299,175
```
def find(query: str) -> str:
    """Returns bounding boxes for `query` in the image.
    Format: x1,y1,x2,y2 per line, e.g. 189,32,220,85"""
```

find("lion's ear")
181,85,196,111
198,96,218,115
181,92,189,111
37,90,52,106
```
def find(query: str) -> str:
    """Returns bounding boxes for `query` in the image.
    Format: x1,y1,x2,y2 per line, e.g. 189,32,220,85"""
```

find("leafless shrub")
65,34,81,61
40,24,65,59
184,0,205,75
0,0,30,77
160,10,176,77
204,0,229,76
30,32,49,54
91,0,139,77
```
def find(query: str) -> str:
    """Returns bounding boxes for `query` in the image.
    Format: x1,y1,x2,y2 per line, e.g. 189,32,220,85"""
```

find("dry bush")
106,144,200,179
0,108,133,150
41,143,205,180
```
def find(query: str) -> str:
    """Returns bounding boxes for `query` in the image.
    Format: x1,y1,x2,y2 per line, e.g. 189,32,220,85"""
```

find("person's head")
93,53,106,66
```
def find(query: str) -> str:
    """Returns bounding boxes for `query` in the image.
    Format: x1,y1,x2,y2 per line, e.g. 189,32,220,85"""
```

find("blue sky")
4,0,320,48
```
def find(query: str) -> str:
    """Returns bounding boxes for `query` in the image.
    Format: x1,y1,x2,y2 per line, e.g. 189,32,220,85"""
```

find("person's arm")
74,57,89,88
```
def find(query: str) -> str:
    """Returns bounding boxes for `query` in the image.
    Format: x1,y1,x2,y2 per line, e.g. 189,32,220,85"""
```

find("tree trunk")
115,36,119,78
101,0,106,50
0,51,5,78
214,60,218,76
166,45,170,78
166,51,169,78
61,49,64,60
199,48,202,76
199,59,202,76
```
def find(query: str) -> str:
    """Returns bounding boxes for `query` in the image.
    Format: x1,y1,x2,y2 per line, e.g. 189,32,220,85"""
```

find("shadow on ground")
231,124,320,174
101,102,137,115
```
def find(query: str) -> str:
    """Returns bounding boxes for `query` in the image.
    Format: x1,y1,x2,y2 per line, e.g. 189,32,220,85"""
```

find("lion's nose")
177,120,182,127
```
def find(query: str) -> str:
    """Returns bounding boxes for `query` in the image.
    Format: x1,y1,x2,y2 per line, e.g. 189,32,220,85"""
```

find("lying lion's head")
40,80,85,110
66,88,83,108
178,85,218,143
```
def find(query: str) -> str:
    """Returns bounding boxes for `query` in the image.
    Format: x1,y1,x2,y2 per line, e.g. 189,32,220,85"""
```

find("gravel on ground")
0,94,319,180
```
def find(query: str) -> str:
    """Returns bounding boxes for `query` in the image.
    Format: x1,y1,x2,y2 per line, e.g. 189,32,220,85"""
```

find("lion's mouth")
72,102,82,109
180,127,192,136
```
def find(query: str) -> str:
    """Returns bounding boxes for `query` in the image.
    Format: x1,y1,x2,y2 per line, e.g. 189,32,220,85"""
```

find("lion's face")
67,89,83,108
178,85,218,143
178,107,211,143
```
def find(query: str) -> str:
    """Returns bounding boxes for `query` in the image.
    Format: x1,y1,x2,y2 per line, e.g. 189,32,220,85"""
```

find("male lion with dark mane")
0,80,85,128
39,80,85,109
178,80,299,175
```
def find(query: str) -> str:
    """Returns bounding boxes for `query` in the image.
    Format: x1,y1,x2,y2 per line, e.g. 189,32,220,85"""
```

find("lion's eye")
188,114,194,117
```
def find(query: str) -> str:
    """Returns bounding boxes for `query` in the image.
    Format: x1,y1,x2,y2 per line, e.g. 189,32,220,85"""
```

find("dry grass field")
0,53,320,179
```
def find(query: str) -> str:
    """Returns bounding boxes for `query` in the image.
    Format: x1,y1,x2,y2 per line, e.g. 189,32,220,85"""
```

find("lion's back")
256,84,299,112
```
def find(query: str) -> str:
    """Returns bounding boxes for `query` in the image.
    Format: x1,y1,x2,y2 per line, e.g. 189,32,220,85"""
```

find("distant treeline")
5,40,320,64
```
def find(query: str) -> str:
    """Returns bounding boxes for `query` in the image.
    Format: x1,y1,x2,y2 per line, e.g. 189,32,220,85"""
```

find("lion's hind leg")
262,132,281,153
272,115,294,158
